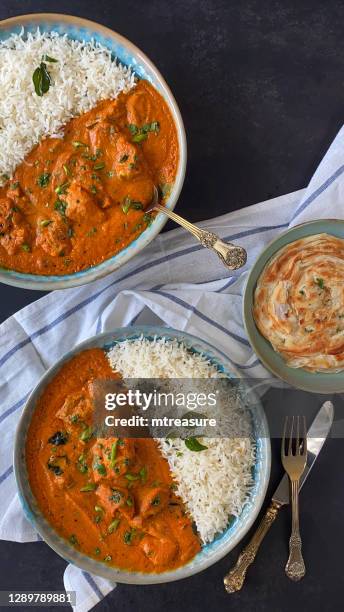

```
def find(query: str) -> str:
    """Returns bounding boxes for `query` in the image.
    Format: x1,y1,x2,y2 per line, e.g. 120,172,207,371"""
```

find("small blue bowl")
0,14,187,290
243,219,344,393
14,326,271,584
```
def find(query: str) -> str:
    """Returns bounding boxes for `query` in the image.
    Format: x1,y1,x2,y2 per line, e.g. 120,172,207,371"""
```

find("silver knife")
223,400,334,593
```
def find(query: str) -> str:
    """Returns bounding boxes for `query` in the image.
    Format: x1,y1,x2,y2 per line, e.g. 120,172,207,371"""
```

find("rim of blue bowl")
14,325,271,584
243,218,344,393
0,14,187,290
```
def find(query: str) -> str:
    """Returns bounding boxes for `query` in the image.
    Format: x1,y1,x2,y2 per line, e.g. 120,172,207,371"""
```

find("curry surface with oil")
0,81,178,275
26,349,200,573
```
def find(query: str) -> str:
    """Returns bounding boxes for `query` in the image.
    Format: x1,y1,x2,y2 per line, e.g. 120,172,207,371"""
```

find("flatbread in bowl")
243,219,344,393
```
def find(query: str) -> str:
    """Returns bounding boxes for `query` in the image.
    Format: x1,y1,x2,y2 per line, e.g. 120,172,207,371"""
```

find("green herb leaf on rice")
184,437,208,452
32,62,52,97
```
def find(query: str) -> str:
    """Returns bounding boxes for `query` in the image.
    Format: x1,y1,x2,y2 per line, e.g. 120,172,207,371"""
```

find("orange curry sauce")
0,80,178,275
26,349,200,573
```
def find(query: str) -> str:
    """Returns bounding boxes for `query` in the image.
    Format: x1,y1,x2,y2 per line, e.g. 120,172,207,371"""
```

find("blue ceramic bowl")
0,14,187,290
243,219,344,393
14,326,271,584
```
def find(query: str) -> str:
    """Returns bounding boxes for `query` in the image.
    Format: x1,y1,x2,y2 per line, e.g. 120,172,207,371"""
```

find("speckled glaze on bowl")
243,219,344,393
0,14,187,290
14,325,271,584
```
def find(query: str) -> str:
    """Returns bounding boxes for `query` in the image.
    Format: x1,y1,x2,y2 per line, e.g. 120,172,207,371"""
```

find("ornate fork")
281,415,307,581
148,188,247,271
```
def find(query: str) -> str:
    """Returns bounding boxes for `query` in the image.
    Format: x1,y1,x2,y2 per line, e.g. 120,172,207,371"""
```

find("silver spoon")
148,188,247,271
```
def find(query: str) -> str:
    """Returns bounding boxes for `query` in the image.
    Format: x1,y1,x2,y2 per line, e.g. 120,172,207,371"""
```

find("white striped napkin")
1,124,344,611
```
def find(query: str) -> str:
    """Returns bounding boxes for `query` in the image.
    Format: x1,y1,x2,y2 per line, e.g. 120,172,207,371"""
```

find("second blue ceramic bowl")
14,326,271,584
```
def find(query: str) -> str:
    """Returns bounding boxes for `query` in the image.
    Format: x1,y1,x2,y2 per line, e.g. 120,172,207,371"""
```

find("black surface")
1,1,344,611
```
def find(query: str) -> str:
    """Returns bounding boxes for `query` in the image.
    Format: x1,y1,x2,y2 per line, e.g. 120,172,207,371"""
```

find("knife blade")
272,400,334,506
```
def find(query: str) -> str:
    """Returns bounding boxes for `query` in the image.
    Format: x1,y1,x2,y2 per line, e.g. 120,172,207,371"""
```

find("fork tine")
302,415,307,456
296,415,300,455
288,415,294,456
282,416,288,457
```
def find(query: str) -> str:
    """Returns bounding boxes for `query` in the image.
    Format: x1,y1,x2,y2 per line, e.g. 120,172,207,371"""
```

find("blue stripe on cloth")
290,164,344,222
217,277,238,292
96,313,103,335
82,571,104,599
0,393,29,423
237,359,261,369
0,465,13,485
151,289,250,347
0,221,291,371
128,310,143,326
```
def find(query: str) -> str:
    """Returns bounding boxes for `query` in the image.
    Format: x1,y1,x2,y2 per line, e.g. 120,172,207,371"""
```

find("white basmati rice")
0,29,136,181
107,336,255,544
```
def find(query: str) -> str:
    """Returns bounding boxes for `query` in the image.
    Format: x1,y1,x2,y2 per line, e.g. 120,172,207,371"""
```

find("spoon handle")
153,204,247,270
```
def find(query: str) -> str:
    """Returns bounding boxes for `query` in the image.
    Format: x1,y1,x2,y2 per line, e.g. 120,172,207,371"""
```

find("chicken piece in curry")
0,80,178,275
26,349,200,573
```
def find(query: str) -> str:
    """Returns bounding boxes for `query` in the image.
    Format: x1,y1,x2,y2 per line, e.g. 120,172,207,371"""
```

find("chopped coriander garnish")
79,426,93,442
143,213,153,226
94,162,105,170
151,495,160,506
139,466,147,483
125,473,139,481
48,431,68,445
110,441,118,468
132,132,147,144
77,454,88,474
108,518,120,534
55,182,69,195
119,154,129,163
47,462,63,476
21,243,31,252
37,172,51,188
72,141,87,148
93,462,107,476
128,121,160,143
109,490,122,504
123,529,136,545
40,219,52,227
121,196,143,214
69,534,78,546
54,199,67,216
80,483,97,492
315,277,325,289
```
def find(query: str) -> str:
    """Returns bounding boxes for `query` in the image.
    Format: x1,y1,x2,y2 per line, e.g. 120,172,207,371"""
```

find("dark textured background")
1,1,344,611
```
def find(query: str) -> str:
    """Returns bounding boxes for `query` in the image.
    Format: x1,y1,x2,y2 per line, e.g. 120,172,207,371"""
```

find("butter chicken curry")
0,81,178,275
26,349,200,573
